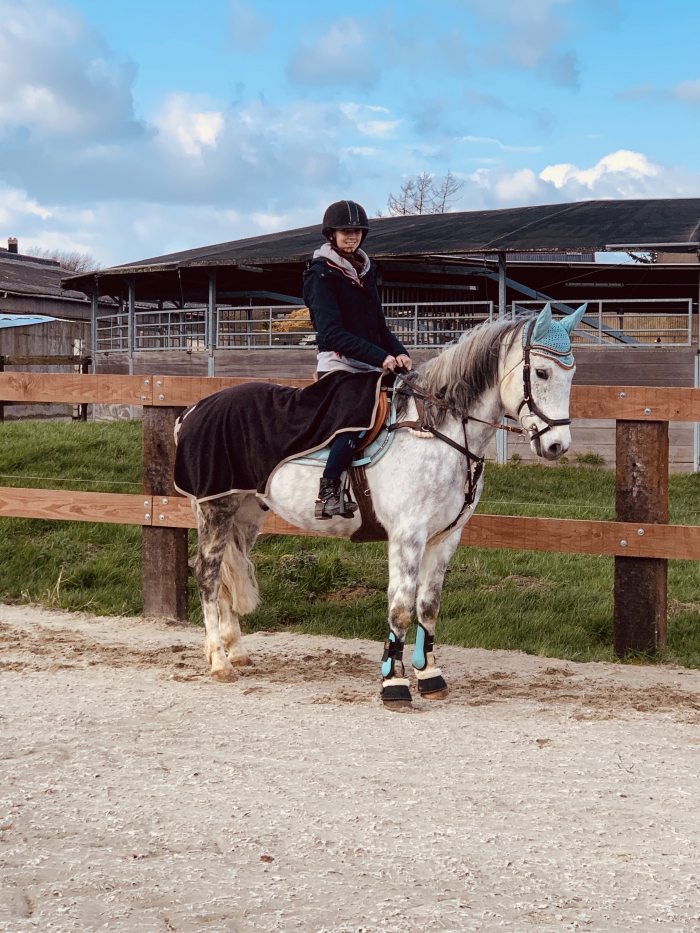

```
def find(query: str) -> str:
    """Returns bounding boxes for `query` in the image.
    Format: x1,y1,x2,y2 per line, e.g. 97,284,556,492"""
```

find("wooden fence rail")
0,373,695,656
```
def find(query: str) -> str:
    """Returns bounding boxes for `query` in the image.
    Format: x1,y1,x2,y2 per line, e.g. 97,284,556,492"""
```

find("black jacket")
303,255,408,368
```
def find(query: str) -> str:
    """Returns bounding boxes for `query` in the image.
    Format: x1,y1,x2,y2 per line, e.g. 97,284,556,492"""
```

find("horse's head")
500,304,586,461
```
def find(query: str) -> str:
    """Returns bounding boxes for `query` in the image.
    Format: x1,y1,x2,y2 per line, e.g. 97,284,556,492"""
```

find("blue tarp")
0,314,58,329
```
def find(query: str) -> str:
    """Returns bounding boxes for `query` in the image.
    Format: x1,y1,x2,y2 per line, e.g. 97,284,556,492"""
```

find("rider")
303,200,413,519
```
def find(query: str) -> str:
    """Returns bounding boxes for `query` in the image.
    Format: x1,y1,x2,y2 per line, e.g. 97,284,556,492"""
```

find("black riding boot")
315,477,358,520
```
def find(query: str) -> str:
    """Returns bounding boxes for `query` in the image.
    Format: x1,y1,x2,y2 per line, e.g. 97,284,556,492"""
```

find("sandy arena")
2,604,700,932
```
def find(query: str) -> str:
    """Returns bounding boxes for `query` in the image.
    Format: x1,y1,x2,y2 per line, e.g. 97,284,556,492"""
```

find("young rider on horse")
303,200,413,520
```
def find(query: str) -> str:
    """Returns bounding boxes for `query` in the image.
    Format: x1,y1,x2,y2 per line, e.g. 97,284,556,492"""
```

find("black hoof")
381,682,413,710
417,674,449,699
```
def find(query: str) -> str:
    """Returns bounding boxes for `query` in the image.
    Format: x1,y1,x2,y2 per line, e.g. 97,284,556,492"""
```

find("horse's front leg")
412,529,461,700
194,496,240,682
381,530,427,709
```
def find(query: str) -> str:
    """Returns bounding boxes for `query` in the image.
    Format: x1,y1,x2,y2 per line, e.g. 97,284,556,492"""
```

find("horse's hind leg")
412,529,461,699
217,495,265,667
381,531,427,709
194,495,243,682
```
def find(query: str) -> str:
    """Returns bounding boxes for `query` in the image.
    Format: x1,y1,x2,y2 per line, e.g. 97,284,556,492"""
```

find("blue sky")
1,0,700,265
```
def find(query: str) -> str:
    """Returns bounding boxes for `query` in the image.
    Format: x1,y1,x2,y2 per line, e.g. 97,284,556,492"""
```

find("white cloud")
462,0,582,86
0,183,52,226
671,79,700,106
228,2,271,52
455,149,700,209
0,0,143,141
287,19,378,88
155,94,225,157
341,103,400,138
539,150,659,190
462,135,543,152
494,167,545,202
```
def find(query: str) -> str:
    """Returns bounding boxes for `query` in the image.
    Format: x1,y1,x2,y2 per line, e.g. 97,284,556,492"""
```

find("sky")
1,0,700,266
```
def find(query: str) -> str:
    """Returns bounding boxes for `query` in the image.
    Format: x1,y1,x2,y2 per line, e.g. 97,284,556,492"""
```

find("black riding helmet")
322,200,370,245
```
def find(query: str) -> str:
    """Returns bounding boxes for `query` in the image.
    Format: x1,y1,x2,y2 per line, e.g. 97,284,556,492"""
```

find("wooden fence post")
142,405,189,622
614,420,669,655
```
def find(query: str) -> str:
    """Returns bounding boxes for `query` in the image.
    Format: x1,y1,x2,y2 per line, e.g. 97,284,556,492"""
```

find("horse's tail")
218,525,260,616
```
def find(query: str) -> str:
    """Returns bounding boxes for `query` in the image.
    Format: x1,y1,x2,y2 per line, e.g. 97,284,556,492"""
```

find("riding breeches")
323,430,366,480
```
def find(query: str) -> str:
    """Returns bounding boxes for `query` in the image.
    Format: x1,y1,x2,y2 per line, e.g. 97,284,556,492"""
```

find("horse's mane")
397,316,530,427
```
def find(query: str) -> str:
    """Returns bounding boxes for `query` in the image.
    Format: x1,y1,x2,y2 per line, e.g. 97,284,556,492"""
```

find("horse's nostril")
549,443,562,458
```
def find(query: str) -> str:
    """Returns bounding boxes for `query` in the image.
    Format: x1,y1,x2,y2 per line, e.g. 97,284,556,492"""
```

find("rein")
383,322,572,537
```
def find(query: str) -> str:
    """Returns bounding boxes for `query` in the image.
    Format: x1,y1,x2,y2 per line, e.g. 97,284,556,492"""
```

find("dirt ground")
2,606,700,932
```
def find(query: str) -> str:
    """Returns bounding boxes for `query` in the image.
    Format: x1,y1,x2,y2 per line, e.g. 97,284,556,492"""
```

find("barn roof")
64,198,700,296
0,250,91,305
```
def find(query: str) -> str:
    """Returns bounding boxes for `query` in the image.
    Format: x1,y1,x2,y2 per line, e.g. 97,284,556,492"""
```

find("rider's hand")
382,355,397,371
396,354,412,371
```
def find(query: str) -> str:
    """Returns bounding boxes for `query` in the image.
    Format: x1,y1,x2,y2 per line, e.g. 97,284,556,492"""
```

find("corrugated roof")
1,253,88,302
64,198,700,294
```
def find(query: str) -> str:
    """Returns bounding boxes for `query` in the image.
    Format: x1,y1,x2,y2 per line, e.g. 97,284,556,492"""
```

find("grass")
2,420,700,666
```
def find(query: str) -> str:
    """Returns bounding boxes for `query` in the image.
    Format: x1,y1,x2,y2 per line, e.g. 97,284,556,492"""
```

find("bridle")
517,319,573,442
386,318,573,533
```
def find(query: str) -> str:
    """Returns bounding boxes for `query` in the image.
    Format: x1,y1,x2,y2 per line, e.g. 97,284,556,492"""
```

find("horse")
187,303,586,708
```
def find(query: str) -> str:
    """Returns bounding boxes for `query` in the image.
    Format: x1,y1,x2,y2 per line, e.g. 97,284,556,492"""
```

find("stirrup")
315,477,357,520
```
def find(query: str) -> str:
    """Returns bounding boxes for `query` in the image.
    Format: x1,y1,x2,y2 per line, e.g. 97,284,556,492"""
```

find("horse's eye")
535,369,549,380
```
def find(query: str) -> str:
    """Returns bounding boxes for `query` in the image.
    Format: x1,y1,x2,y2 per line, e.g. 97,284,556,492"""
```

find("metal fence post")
496,423,508,465
694,352,700,473
90,291,98,366
614,419,668,655
208,271,217,377
142,405,189,622
498,252,507,318
127,280,135,377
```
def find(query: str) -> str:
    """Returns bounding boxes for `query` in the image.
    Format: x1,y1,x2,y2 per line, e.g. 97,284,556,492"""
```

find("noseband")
516,319,572,442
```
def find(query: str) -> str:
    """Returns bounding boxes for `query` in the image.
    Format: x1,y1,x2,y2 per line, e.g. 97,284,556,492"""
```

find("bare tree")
431,170,465,213
387,170,464,216
25,247,102,274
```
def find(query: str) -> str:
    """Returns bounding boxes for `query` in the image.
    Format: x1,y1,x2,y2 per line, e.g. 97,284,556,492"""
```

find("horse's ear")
532,303,552,342
560,303,587,334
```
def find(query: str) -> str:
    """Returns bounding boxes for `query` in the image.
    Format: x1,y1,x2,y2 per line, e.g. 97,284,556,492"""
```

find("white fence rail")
95,298,694,353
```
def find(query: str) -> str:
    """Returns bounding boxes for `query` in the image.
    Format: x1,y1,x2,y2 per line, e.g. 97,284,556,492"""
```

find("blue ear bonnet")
523,319,575,368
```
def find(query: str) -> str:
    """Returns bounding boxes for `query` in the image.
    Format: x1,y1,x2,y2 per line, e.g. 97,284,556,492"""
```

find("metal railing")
95,302,495,352
511,299,694,346
94,298,695,353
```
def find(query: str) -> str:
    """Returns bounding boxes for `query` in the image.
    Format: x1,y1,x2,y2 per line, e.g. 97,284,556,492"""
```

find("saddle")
357,389,389,451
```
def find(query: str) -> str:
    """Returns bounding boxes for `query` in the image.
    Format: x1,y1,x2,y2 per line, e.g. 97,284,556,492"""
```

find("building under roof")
64,198,700,306
1,246,94,321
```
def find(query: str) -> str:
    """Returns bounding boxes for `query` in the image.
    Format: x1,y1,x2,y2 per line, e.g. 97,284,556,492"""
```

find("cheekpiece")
523,319,575,368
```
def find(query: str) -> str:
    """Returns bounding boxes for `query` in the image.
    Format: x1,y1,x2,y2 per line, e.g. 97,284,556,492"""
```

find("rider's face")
334,228,363,252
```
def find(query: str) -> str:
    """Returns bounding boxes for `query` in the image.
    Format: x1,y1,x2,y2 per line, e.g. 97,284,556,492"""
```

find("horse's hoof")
417,674,449,700
228,655,253,668
381,680,412,710
421,686,449,700
211,667,238,683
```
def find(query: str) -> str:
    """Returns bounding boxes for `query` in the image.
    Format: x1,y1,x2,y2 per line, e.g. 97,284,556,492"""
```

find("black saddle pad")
174,370,382,500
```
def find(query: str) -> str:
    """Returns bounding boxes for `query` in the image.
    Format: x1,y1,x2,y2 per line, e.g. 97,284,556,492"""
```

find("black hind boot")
315,477,358,520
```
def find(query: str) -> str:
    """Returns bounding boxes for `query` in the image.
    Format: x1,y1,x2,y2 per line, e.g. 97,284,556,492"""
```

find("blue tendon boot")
412,625,449,699
380,632,413,710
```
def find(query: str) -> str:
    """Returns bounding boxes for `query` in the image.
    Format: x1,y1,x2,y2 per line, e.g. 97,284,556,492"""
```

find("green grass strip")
1,421,699,666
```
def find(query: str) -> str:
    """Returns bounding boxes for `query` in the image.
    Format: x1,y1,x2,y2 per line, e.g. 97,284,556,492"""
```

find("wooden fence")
0,372,698,656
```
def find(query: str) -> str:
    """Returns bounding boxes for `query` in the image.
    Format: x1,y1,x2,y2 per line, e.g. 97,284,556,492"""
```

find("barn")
62,198,700,468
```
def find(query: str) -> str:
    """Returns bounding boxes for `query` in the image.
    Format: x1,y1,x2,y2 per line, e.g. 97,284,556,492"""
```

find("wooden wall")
0,320,91,420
